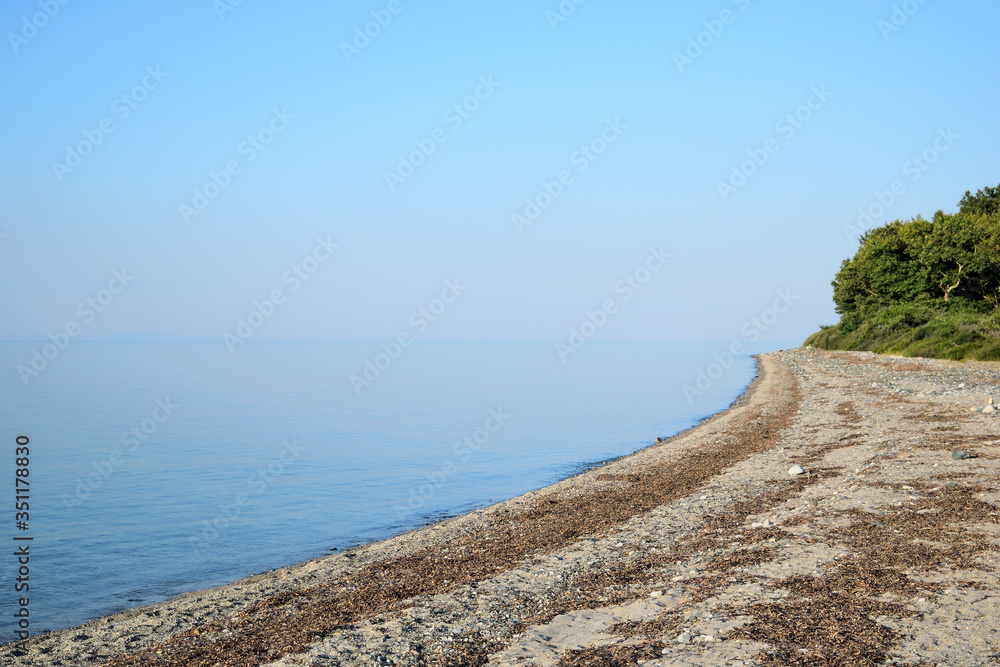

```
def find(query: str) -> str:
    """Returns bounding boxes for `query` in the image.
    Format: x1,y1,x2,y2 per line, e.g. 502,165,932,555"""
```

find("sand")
3,348,1000,666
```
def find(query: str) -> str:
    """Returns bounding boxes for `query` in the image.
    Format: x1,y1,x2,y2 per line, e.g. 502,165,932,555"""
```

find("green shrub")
806,184,1000,362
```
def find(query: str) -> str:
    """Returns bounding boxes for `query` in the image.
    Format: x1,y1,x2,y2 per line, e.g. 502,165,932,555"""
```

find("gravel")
4,348,1000,667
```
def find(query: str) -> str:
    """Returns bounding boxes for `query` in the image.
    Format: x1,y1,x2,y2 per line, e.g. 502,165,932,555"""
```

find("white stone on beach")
788,465,806,476
983,405,996,414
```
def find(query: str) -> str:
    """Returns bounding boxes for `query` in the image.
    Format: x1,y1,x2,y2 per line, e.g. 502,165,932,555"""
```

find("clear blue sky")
1,0,997,343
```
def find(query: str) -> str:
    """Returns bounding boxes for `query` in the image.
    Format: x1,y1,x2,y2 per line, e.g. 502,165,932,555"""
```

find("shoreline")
6,348,1000,666
2,355,774,662
3,351,764,647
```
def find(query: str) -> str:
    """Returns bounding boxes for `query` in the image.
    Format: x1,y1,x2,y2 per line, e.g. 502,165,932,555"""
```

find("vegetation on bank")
805,183,1000,361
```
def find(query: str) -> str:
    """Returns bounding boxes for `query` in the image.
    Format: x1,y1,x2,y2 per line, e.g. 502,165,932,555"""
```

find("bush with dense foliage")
806,184,1000,361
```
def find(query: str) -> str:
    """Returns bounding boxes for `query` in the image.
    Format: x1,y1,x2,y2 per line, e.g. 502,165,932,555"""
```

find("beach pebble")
983,405,997,413
676,631,692,644
952,450,974,460
788,465,806,476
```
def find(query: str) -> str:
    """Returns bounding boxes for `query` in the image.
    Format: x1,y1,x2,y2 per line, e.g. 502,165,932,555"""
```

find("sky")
1,0,998,345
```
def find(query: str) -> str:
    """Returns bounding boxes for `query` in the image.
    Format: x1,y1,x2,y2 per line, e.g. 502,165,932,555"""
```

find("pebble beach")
4,348,1000,667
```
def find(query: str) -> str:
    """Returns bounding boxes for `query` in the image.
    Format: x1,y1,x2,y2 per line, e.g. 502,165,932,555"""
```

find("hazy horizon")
2,1,998,350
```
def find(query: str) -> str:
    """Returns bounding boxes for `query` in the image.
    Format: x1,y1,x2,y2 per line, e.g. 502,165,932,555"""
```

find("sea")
0,340,777,641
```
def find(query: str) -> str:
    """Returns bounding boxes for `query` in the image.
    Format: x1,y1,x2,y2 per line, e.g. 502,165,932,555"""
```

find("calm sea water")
0,341,767,640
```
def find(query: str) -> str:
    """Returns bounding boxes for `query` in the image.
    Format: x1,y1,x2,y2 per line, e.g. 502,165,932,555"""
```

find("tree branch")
939,263,963,302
